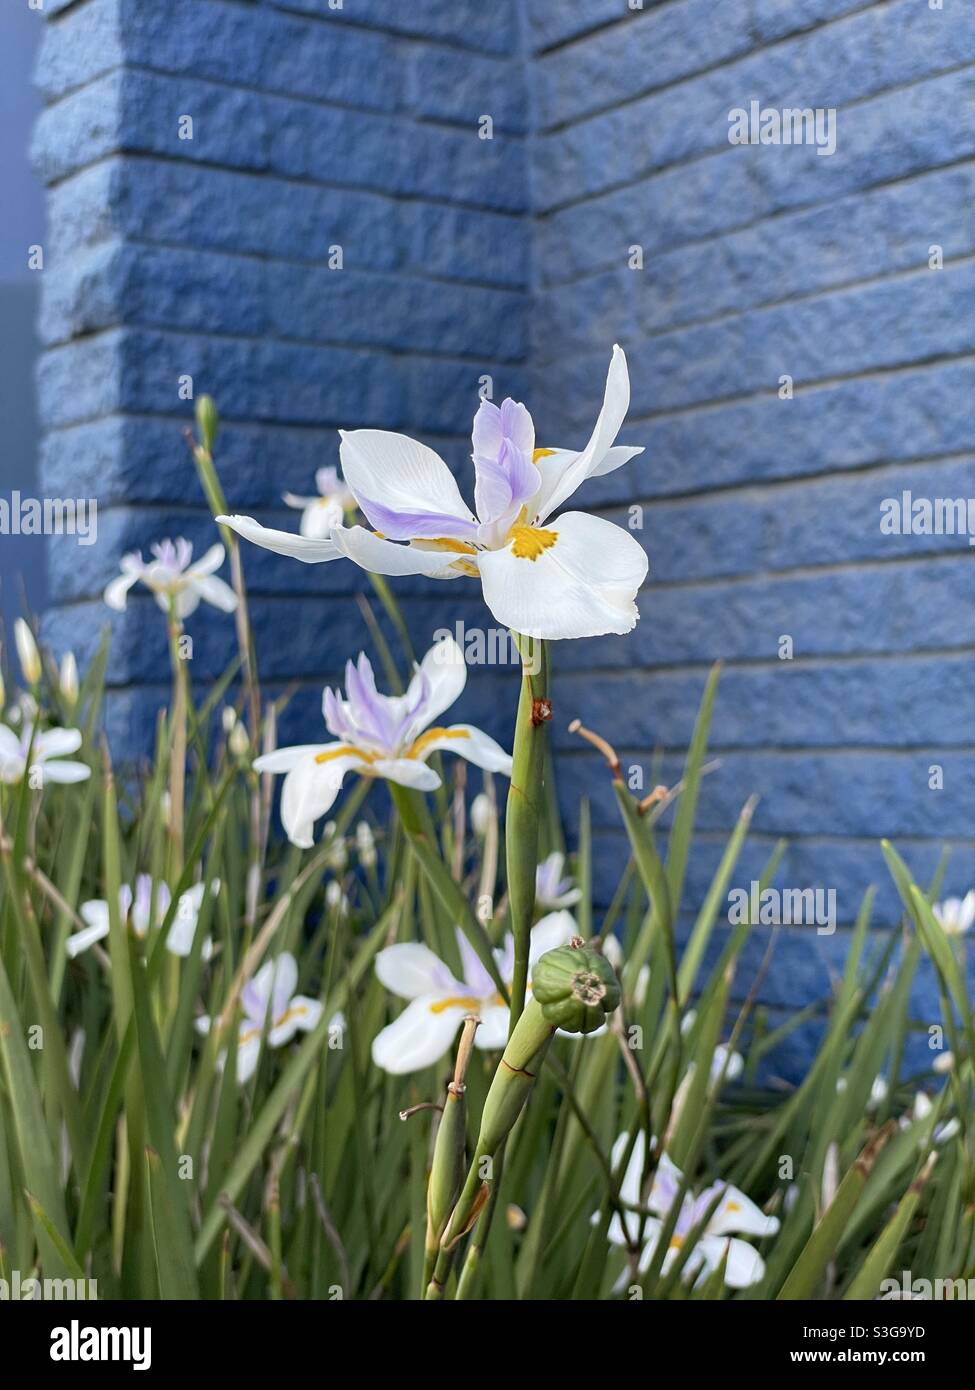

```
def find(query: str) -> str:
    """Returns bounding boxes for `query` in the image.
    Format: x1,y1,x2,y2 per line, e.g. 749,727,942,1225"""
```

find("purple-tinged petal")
354,492,479,543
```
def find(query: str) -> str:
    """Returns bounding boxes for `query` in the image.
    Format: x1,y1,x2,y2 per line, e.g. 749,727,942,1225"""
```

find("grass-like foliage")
0,402,970,1302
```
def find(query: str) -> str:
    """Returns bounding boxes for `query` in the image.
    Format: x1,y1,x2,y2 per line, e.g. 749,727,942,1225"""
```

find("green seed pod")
531,939,621,1034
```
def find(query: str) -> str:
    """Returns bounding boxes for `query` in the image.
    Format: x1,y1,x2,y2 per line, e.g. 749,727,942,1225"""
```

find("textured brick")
555,654,975,751
267,0,520,56
540,261,975,411
406,45,528,133
34,0,123,99
560,744,975,841
407,203,530,289
32,0,975,1074
526,0,630,53
116,0,402,112
533,357,975,494
535,2,975,209
47,159,407,271
534,64,975,216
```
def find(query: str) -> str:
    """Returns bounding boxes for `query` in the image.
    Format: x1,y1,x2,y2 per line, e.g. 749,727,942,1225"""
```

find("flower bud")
355,819,376,869
195,395,219,453
470,793,492,837
229,719,250,758
221,705,237,735
59,651,79,706
325,880,348,914
15,619,41,686
531,938,621,1035
323,821,348,872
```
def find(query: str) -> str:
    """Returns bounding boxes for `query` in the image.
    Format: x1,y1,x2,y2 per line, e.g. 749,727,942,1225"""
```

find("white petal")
410,635,468,727
338,430,476,536
473,1003,510,1050
0,726,22,760
33,727,82,760
534,346,638,521
173,586,203,620
253,743,335,775
270,953,300,1020
187,542,226,578
331,525,471,580
34,760,91,784
103,570,141,611
299,497,344,539
192,574,239,613
280,753,365,848
412,724,512,776
708,1186,780,1239
477,511,648,640
589,444,645,480
375,942,460,1001
269,995,322,1047
612,1129,648,1210
217,514,340,564
528,910,578,970
370,996,466,1074
66,919,111,958
233,1033,262,1085
79,899,111,931
711,1236,767,1289
369,758,442,792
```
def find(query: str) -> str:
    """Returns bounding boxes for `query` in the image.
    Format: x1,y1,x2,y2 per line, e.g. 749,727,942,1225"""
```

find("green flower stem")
505,634,549,1034
454,1140,506,1301
166,598,188,876
388,782,508,998
423,1016,479,1293
426,999,555,1299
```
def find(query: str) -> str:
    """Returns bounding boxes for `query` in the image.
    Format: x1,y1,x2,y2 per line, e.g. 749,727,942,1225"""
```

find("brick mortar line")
42,232,531,300
622,347,975,425
534,0,884,132
37,318,529,369
37,407,475,443
40,146,529,219
625,449,975,509
44,0,521,62
535,150,975,288
534,58,975,218
37,56,529,141
532,253,975,357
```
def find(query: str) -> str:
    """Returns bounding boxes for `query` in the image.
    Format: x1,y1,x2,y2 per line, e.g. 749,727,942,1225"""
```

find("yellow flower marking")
533,448,556,462
409,726,470,760
314,744,375,765
429,995,482,1014
452,558,480,577
509,524,558,561
429,992,505,1015
276,1003,309,1026
415,537,479,555
239,1003,308,1045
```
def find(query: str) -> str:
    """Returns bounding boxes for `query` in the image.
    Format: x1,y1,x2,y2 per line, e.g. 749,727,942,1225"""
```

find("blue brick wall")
526,0,975,1044
32,0,975,1065
34,0,531,756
